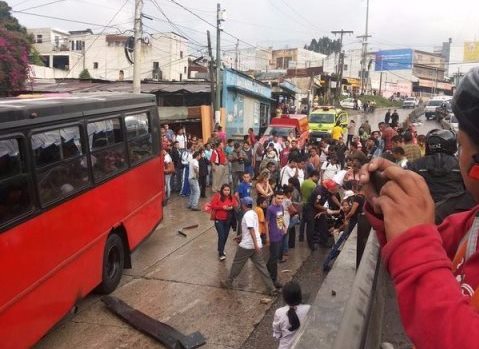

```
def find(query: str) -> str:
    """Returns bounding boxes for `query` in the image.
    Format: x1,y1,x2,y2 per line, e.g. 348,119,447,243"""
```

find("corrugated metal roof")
28,80,211,94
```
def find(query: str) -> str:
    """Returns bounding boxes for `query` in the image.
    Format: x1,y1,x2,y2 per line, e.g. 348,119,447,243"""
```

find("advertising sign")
375,49,413,71
464,42,479,63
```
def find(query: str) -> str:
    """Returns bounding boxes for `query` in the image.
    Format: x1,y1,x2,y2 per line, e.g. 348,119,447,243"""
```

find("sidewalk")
36,193,311,349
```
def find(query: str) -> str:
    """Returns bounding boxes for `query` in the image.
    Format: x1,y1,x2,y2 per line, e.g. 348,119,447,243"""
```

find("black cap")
452,67,479,145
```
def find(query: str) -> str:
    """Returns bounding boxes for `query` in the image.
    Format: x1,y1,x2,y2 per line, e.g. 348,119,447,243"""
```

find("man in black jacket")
408,129,464,203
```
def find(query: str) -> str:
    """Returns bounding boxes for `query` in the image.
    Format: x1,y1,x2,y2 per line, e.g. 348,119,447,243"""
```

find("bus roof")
0,93,156,125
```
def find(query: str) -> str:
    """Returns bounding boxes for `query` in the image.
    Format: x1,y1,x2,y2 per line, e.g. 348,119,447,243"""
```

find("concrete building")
222,47,273,72
28,28,189,82
369,49,452,97
222,69,272,137
272,48,325,69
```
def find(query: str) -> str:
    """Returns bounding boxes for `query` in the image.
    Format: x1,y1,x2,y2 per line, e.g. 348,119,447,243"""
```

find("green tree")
29,48,44,66
0,1,27,34
79,69,91,80
305,36,341,55
0,1,32,94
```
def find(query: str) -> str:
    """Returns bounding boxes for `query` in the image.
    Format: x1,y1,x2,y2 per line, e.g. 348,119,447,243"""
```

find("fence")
291,229,389,349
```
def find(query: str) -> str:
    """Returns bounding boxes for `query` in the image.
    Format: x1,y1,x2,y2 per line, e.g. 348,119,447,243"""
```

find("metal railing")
292,229,386,349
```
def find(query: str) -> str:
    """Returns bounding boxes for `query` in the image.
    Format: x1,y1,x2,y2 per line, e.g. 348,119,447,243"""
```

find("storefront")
222,69,272,138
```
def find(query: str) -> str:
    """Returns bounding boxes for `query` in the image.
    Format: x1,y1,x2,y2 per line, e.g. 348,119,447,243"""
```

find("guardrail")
291,229,387,349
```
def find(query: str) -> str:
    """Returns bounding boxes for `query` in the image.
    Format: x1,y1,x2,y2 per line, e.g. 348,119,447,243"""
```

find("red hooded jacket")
366,204,479,349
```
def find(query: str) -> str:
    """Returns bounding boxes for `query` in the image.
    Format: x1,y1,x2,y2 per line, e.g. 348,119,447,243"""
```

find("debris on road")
183,224,199,230
177,230,187,237
260,298,272,304
102,296,206,349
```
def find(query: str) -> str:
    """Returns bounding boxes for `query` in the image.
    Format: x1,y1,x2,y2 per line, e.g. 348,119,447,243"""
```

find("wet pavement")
35,109,440,349
35,194,312,349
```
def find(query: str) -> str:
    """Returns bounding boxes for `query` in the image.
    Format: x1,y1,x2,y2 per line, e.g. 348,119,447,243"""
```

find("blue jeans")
188,178,200,208
214,219,231,256
165,174,171,199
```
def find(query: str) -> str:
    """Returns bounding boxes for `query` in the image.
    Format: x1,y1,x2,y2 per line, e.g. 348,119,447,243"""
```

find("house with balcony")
28,27,189,82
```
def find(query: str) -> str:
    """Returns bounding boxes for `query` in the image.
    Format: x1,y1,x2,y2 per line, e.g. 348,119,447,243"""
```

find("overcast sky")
8,0,479,56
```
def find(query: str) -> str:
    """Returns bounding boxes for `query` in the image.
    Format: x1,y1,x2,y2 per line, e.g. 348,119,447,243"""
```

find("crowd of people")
160,67,479,349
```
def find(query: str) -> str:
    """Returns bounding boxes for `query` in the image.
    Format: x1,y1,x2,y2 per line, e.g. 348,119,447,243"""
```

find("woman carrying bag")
209,184,238,261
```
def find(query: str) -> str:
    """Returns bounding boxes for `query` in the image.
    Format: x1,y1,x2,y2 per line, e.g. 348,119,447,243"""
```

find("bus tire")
96,234,125,294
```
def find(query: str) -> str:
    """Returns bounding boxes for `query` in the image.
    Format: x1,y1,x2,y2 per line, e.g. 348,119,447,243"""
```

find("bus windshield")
309,113,335,124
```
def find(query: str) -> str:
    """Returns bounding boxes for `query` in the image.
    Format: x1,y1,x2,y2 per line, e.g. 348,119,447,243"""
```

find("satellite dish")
124,36,135,64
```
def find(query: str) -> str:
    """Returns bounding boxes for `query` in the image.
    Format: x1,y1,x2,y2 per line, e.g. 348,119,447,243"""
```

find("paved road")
349,107,442,136
35,193,312,349
35,109,441,349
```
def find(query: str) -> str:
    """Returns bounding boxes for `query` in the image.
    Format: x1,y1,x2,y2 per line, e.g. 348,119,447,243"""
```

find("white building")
28,28,189,82
222,47,273,72
272,48,325,69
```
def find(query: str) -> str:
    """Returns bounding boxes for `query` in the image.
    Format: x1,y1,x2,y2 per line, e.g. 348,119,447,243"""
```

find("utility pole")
215,3,225,124
207,30,216,131
331,29,354,101
379,71,383,96
133,0,143,94
358,0,371,95
235,39,239,70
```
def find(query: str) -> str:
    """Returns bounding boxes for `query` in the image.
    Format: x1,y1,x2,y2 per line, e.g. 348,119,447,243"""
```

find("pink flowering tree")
0,1,31,95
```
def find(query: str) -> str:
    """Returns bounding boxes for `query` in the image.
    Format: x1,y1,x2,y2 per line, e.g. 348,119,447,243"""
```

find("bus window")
88,118,127,182
125,112,153,165
0,138,33,226
31,126,89,206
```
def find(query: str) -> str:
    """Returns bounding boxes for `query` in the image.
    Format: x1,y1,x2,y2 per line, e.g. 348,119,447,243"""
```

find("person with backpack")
210,184,237,261
359,67,479,349
273,281,310,349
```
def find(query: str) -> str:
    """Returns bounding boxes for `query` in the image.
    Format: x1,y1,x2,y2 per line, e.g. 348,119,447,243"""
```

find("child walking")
273,281,310,349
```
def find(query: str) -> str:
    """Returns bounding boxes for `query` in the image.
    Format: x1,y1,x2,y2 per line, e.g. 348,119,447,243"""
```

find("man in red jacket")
360,67,479,349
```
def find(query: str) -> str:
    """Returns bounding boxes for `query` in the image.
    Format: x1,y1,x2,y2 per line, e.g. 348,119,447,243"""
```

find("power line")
61,0,130,80
276,0,323,33
17,0,68,12
166,0,271,54
12,10,131,32
148,0,204,47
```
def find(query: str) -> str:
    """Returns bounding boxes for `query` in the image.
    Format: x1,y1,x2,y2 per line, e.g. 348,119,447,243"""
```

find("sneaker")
274,281,283,289
220,280,233,289
190,207,201,211
219,255,226,261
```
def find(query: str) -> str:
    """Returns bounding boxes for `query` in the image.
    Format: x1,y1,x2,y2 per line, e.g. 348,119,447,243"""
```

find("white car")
340,98,362,110
402,97,419,108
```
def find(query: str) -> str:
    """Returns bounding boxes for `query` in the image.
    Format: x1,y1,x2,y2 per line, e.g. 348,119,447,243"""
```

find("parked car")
308,106,348,141
402,97,419,108
340,98,362,110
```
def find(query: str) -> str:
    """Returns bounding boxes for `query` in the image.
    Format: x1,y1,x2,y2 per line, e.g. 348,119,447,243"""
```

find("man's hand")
360,158,435,241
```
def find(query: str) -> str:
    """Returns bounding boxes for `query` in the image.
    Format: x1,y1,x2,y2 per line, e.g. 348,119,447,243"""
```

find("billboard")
464,42,479,63
375,49,413,71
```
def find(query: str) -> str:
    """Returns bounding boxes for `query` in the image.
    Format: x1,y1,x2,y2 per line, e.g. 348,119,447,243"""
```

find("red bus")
0,93,164,348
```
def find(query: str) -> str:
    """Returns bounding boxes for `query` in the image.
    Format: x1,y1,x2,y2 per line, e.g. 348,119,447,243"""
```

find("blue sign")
375,49,413,71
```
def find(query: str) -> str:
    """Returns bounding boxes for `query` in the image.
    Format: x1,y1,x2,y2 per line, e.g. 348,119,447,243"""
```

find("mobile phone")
370,171,388,194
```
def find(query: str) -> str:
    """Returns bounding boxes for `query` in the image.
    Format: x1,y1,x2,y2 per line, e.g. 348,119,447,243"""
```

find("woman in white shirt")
273,281,310,349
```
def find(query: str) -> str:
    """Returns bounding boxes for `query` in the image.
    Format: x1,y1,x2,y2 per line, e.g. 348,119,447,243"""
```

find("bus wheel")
96,234,125,294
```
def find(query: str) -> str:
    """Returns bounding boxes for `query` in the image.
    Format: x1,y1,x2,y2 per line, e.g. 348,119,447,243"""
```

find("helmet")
425,129,457,155
452,67,479,145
